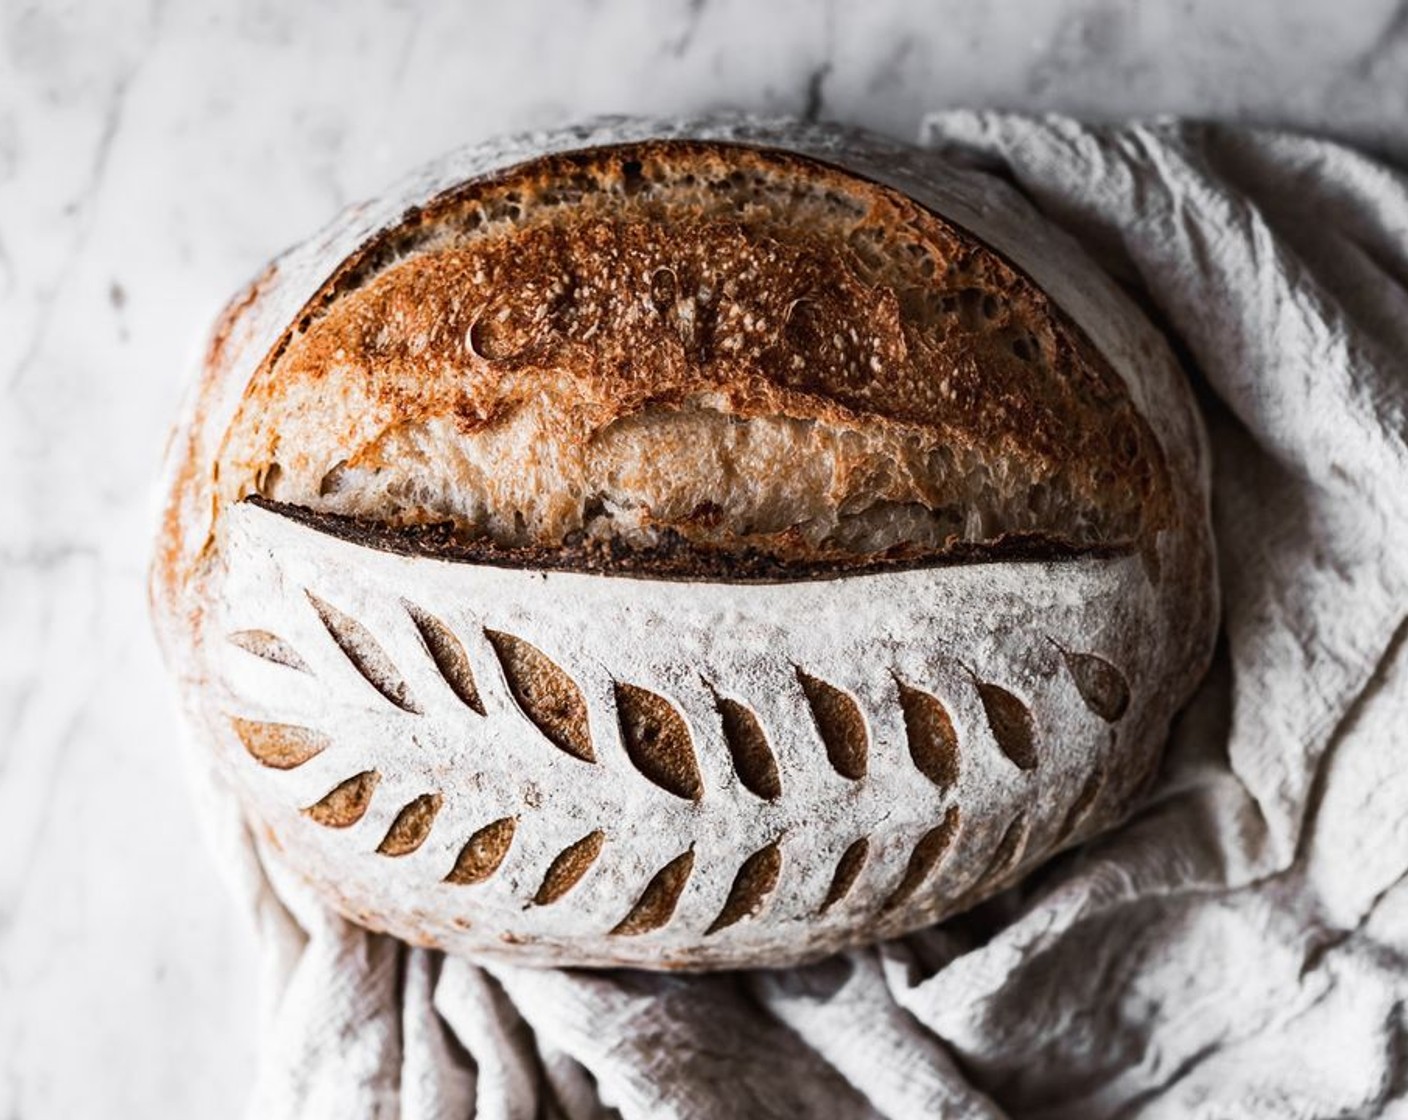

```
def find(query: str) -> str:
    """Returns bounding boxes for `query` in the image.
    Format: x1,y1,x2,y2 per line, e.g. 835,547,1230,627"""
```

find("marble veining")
2,1,1406,1116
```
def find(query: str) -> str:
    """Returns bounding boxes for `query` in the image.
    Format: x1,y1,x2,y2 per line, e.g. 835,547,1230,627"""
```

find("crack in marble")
0,683,34,774
664,0,708,58
6,12,156,391
802,61,832,122
0,698,92,946
800,0,835,123
1352,0,1408,75
0,230,12,299
1026,0,1132,99
389,4,425,90
0,543,101,571
865,35,915,96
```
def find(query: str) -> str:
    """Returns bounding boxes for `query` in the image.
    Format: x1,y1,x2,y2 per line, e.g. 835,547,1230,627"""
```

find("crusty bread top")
215,140,1172,573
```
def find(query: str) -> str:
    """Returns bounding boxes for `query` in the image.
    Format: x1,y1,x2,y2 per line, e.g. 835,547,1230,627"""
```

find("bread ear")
214,140,1171,572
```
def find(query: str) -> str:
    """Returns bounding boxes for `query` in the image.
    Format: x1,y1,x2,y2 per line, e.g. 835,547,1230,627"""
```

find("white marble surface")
3,1,1408,1116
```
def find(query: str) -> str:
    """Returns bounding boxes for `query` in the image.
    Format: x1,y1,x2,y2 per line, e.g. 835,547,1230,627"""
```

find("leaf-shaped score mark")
712,691,781,801
819,837,870,914
307,591,421,713
895,679,960,791
1057,645,1131,722
975,679,1038,771
610,850,695,936
1055,765,1106,845
230,717,328,770
983,812,1029,883
486,631,594,763
445,817,517,885
377,793,443,857
614,682,703,801
882,806,961,912
707,841,782,934
533,830,606,905
407,604,485,714
228,630,310,673
304,771,380,828
797,669,868,780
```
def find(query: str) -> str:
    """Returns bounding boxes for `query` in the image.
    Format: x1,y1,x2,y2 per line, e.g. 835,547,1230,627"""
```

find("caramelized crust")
217,141,1171,572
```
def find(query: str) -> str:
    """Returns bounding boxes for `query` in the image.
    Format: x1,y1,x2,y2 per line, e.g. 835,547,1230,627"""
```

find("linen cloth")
194,115,1408,1119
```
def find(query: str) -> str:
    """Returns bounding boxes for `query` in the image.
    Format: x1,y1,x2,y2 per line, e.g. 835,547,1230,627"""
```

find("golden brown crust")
214,141,1172,574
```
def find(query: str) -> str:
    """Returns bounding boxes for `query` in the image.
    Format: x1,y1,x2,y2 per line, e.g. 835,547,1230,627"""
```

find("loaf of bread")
151,118,1217,969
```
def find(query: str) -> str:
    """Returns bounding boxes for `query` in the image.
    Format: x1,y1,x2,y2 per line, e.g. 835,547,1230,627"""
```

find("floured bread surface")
217,141,1171,568
151,119,1218,971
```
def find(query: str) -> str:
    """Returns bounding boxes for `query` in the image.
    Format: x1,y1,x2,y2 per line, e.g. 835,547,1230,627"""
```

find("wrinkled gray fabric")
206,116,1408,1119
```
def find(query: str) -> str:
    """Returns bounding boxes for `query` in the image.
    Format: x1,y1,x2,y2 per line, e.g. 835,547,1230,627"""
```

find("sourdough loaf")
151,118,1217,969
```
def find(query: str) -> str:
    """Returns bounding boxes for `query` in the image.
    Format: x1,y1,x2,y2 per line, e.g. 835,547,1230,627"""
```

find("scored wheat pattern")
227,589,1131,937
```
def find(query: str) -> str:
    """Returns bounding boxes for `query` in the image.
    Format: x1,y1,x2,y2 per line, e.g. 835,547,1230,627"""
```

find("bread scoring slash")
150,118,1217,969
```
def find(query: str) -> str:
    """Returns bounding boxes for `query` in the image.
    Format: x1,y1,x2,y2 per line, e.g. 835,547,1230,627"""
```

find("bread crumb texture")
218,141,1171,569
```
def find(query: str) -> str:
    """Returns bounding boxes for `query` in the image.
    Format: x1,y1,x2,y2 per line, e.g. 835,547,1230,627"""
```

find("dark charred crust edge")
245,496,1133,584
